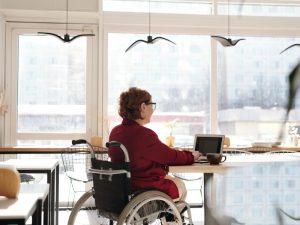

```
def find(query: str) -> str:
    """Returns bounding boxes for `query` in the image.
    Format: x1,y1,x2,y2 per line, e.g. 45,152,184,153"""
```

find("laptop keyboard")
194,158,209,163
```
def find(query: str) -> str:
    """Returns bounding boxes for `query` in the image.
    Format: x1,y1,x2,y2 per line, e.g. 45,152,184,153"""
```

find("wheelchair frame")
67,139,194,225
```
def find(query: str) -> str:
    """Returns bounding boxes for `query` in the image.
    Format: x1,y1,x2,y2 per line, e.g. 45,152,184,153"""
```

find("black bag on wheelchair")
91,157,131,219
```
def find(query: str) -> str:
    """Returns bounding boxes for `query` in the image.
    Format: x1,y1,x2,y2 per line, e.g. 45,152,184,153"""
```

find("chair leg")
67,180,76,209
70,180,76,208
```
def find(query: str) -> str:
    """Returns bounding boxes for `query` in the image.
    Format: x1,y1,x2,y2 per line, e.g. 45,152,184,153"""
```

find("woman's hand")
190,150,202,161
173,148,201,160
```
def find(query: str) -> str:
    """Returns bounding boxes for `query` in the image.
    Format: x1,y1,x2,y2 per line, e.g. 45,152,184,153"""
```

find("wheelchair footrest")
189,203,203,208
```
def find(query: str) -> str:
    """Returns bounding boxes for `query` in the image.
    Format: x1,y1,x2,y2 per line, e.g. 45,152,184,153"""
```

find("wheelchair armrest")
105,141,130,163
89,168,129,176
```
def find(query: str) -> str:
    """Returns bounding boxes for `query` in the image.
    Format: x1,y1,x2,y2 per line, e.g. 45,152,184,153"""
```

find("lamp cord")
66,0,69,34
227,0,230,37
148,0,151,36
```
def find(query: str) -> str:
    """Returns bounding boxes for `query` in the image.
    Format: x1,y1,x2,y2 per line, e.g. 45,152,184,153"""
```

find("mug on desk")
206,153,227,165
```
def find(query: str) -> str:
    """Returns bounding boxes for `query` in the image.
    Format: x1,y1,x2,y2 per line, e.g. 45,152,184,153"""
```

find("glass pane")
17,140,71,147
108,33,210,146
103,0,212,14
218,2,300,17
217,36,300,145
18,35,87,133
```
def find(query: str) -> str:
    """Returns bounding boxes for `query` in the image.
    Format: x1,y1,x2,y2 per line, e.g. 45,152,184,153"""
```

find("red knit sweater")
108,118,194,199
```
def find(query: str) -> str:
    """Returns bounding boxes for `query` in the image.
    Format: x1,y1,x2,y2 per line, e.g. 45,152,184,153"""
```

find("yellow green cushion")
0,164,21,199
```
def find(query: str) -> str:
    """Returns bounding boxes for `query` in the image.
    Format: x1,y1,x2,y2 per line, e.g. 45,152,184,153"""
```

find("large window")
107,33,300,146
18,36,87,133
217,37,300,145
107,33,211,146
3,2,300,147
17,35,88,146
103,0,212,14
5,25,97,146
103,0,300,17
218,2,300,17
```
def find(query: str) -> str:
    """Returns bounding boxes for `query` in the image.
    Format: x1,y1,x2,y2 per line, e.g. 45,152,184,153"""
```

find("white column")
0,12,5,146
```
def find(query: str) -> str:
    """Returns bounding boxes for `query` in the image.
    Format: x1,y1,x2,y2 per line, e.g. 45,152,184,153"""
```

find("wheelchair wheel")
117,190,182,225
68,189,112,225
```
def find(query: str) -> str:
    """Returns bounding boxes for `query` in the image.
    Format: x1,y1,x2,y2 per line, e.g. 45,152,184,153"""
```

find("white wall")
0,0,99,12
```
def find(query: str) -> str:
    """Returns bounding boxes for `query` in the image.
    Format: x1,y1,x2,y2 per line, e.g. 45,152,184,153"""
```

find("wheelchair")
67,140,194,225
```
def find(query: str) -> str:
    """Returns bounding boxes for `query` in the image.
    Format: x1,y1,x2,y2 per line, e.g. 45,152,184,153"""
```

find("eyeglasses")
146,102,156,110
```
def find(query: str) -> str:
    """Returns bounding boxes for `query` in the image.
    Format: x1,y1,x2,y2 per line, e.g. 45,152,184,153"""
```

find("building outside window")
107,33,300,146
217,37,300,145
4,25,97,147
3,1,300,148
107,33,211,146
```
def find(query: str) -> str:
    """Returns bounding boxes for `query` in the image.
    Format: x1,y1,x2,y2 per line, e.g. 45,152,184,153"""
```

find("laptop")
193,134,225,162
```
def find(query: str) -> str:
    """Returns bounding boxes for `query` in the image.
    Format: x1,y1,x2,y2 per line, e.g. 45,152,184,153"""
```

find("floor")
56,173,205,225
29,170,205,224
57,185,205,224
58,208,204,225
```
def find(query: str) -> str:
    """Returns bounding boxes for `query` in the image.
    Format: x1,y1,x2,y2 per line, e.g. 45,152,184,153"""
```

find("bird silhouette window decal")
125,0,176,53
280,44,300,54
38,0,94,43
211,0,245,47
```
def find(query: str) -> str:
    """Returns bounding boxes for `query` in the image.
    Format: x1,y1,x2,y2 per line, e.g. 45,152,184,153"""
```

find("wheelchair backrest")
91,141,132,218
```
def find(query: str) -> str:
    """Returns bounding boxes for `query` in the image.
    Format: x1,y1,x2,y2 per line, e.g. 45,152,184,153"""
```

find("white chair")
61,143,93,208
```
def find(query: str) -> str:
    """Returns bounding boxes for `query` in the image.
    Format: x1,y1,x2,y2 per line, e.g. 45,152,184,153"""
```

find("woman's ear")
140,103,146,118
140,102,146,110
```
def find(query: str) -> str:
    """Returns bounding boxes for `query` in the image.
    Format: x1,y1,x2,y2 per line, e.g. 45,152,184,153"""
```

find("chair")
172,146,203,209
223,148,253,155
61,142,94,208
172,173,203,209
223,136,231,147
67,140,194,225
265,149,298,154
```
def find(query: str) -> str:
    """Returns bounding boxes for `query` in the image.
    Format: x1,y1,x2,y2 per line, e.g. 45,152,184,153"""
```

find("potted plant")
165,119,179,147
287,123,299,146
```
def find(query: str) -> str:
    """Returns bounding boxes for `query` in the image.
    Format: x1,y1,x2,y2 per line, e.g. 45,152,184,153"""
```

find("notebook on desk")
193,134,225,162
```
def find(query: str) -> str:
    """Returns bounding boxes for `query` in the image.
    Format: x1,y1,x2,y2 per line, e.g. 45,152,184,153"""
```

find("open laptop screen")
194,134,225,156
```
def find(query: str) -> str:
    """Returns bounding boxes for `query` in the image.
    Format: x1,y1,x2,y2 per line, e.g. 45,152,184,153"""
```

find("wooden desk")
0,146,107,154
0,184,49,225
169,153,300,225
2,159,59,225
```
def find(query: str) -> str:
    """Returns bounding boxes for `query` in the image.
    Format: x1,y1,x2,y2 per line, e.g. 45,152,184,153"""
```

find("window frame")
102,11,300,140
0,13,5,147
4,22,99,146
2,7,300,146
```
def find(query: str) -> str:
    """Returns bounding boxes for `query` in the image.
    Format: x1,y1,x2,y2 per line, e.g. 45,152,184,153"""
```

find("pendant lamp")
212,0,244,47
125,0,176,52
38,0,94,43
280,44,300,54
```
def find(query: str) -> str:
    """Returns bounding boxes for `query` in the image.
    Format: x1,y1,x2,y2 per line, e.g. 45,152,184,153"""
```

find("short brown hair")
119,87,152,120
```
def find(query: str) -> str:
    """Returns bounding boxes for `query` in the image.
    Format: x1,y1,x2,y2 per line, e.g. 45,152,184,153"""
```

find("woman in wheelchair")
67,87,201,225
109,87,201,203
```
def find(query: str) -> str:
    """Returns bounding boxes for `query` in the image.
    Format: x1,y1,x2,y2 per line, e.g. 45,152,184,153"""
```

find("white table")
2,159,59,225
0,184,49,225
21,184,50,225
169,153,300,225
